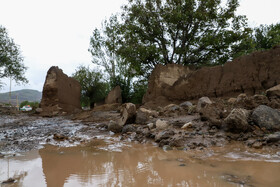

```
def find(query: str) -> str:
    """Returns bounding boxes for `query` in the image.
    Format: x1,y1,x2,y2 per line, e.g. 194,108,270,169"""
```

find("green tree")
117,0,250,75
253,23,280,50
72,65,109,107
0,25,28,88
89,15,136,102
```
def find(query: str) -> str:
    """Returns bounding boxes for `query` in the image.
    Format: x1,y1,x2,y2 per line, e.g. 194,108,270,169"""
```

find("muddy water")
1,141,280,187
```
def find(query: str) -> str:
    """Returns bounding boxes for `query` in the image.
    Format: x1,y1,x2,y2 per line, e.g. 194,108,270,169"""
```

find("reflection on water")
1,141,280,187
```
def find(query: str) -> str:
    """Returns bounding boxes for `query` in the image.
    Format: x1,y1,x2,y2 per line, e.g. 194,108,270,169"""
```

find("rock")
105,85,122,104
224,108,250,133
266,84,280,98
118,103,136,126
122,124,136,134
179,101,193,108
252,141,263,149
162,145,172,151
155,130,175,142
147,123,155,130
266,132,280,143
181,122,193,129
251,105,280,131
236,93,247,102
199,104,223,128
197,97,212,112
35,108,43,114
227,98,236,104
156,119,169,130
163,104,181,112
135,108,158,124
2,178,15,184
108,120,122,133
53,134,68,141
40,66,81,116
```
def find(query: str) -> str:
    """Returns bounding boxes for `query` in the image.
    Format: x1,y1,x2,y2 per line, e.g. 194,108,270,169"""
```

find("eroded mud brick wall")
144,47,280,103
41,66,81,113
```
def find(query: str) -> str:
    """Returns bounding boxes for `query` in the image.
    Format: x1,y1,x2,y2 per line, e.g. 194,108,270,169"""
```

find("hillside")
0,89,42,105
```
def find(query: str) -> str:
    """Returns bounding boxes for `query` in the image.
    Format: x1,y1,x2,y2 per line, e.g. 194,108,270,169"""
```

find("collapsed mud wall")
40,66,81,114
144,47,280,103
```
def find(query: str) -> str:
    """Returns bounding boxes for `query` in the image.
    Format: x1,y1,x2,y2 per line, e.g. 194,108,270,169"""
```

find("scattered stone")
227,98,236,104
179,163,186,167
224,108,250,133
155,130,175,142
122,124,136,134
156,119,169,130
236,93,247,102
221,173,251,186
181,122,193,129
252,141,263,149
105,85,122,104
197,97,212,112
162,145,172,151
53,134,68,141
108,120,122,133
118,103,136,126
266,84,280,98
179,101,193,108
266,132,280,143
147,123,155,130
251,105,280,131
135,107,158,124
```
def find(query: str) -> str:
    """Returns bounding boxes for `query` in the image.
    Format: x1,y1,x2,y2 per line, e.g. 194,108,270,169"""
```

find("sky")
0,0,279,93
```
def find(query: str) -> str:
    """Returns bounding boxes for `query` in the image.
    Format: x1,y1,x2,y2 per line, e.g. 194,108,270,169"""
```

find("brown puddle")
1,141,280,187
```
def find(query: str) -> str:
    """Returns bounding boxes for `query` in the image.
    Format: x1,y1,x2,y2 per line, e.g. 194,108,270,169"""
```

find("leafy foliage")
116,0,250,75
72,65,109,107
0,25,28,88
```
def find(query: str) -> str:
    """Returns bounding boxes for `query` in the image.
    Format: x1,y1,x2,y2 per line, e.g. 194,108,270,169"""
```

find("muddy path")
0,114,111,154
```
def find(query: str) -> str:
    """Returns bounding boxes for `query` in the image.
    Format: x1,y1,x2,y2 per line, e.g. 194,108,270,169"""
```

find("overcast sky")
0,0,279,93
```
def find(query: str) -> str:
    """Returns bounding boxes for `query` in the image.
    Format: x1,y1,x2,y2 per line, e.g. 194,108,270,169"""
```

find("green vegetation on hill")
0,89,42,105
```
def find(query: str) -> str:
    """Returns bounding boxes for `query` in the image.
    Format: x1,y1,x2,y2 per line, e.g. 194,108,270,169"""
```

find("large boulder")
118,103,136,126
251,105,280,131
224,108,250,133
40,66,81,115
105,86,122,104
266,84,280,98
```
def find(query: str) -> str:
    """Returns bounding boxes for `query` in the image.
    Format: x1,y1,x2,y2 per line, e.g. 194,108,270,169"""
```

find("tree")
72,65,109,107
253,23,280,50
116,0,250,75
0,25,27,88
89,15,137,102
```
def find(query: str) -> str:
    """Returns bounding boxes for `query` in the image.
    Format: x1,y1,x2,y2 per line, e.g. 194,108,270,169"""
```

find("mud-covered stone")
108,120,122,133
251,105,280,131
266,84,280,98
135,107,158,124
224,108,250,133
118,103,136,126
197,97,212,112
156,119,169,130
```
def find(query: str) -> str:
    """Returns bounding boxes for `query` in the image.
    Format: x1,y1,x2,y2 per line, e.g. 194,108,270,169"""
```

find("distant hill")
0,89,42,105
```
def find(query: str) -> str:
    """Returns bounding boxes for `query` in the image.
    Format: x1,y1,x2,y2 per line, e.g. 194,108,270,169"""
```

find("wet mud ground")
1,114,280,187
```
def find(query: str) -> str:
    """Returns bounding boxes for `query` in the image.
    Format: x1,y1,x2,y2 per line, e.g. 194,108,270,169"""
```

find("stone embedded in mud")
156,119,169,130
122,124,136,134
196,97,212,112
108,120,122,133
179,101,193,108
40,66,81,116
118,103,136,126
251,105,280,131
266,84,280,99
227,98,237,104
266,132,280,143
181,122,193,129
236,93,247,102
105,85,122,104
224,108,250,133
135,107,158,124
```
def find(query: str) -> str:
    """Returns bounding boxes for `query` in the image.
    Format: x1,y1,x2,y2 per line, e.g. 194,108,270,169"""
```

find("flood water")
1,140,280,187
